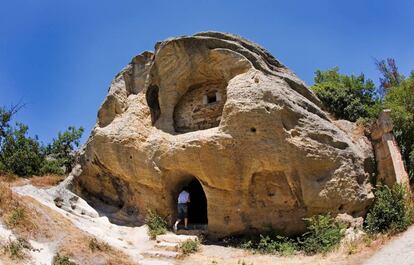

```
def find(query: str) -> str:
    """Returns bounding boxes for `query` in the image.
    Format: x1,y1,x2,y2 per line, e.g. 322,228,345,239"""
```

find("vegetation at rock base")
145,209,168,239
364,183,414,234
179,239,200,255
241,234,298,256
0,104,83,177
299,214,345,254
241,214,345,256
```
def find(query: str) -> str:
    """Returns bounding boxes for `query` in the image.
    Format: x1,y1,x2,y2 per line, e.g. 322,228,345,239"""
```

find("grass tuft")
53,253,77,265
88,237,111,252
179,239,200,255
145,209,167,239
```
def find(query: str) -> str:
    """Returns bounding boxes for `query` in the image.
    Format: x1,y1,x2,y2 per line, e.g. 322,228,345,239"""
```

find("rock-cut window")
203,91,221,105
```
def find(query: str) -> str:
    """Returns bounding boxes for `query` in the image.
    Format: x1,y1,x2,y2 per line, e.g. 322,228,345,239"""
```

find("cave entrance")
177,177,208,228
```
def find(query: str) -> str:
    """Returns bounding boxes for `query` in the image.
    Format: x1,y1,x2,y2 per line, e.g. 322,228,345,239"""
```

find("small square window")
207,94,217,104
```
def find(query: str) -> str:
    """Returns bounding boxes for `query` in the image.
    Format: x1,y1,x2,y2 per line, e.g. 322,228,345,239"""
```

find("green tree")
0,123,44,177
376,58,404,97
1,105,84,177
311,67,377,121
44,126,84,174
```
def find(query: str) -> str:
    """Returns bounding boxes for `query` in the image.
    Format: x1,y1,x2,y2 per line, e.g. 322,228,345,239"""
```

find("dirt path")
364,226,414,265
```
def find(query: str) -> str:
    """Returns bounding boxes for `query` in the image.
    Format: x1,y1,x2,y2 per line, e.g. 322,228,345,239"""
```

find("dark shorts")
177,203,188,219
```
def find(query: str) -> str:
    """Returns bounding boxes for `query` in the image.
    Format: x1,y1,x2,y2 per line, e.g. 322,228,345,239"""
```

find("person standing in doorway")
174,186,190,232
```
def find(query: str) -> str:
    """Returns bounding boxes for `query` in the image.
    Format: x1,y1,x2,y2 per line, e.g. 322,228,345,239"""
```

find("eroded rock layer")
73,32,375,237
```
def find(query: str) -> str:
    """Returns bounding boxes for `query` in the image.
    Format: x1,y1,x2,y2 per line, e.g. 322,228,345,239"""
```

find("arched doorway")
187,178,208,225
174,176,208,229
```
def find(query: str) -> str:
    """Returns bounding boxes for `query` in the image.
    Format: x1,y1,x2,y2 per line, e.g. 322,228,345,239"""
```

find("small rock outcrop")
72,32,375,237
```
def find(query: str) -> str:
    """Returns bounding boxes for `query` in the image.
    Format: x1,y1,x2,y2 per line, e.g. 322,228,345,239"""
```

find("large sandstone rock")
72,32,375,237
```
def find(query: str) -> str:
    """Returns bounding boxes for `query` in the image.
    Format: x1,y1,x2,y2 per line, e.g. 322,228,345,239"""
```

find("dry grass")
0,182,37,235
88,237,111,252
29,175,64,188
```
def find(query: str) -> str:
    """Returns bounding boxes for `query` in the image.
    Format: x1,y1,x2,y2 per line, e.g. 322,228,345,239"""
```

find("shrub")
53,253,77,265
240,214,345,256
365,184,413,233
179,239,200,255
257,235,297,256
5,206,26,228
1,238,29,260
88,237,111,252
299,214,345,255
145,209,167,239
241,232,298,256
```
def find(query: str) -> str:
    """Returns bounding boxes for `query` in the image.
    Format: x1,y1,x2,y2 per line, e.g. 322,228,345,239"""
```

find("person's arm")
187,194,190,203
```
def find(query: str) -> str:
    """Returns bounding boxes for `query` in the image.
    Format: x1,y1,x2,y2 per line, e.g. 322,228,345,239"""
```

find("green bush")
179,239,200,255
299,214,345,255
365,184,413,234
255,235,297,256
145,209,167,239
53,253,77,265
40,159,65,175
241,214,345,256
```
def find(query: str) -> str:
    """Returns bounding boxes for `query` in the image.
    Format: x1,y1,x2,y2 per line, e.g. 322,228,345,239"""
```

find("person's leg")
174,219,181,231
184,204,188,229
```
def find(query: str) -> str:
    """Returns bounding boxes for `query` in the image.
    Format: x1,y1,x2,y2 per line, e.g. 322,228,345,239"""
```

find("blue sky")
1,0,413,144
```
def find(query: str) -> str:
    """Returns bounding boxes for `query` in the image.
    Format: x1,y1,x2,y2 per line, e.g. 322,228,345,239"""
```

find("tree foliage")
0,105,83,177
0,123,44,177
44,126,84,174
311,67,377,121
376,58,404,97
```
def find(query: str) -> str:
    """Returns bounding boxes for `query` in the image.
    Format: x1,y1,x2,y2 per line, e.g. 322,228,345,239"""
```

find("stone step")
141,250,179,260
156,234,198,244
139,259,174,265
155,241,179,251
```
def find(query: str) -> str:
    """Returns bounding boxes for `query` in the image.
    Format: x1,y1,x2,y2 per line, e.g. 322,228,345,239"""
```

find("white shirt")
178,191,190,204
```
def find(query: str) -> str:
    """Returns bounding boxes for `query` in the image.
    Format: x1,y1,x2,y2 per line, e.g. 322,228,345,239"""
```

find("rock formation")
72,32,376,237
371,109,409,187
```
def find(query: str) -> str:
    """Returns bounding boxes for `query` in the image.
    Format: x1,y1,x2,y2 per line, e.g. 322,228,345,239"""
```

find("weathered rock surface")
72,32,375,237
371,109,409,187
